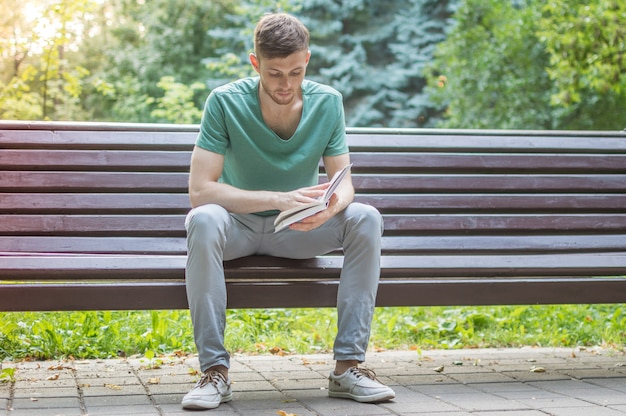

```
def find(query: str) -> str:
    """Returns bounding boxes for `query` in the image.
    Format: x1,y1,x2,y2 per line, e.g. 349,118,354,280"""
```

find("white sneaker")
182,370,232,410
328,367,395,403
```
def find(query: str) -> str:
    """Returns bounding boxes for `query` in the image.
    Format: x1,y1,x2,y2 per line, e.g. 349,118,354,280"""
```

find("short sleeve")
196,91,229,155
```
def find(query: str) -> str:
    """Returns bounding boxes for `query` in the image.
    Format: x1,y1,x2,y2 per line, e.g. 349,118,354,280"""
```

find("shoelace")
195,370,226,389
349,367,380,381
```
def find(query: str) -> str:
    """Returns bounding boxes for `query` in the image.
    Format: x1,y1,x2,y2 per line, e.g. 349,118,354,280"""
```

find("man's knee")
185,204,230,242
345,203,384,237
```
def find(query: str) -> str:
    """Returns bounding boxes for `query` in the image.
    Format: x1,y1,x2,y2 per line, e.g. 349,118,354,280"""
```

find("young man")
182,12,395,410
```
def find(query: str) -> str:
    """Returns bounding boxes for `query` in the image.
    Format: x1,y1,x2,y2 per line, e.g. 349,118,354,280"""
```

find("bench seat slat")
2,253,626,279
3,235,626,255
0,277,625,311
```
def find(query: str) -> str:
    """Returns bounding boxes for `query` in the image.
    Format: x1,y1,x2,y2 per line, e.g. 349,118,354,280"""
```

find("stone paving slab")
1,347,625,415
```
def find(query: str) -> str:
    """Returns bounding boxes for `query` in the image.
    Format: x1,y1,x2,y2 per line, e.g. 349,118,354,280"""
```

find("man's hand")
287,192,341,232
276,182,330,212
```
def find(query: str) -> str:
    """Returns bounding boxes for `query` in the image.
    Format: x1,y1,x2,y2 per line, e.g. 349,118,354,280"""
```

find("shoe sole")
182,393,233,409
329,391,395,403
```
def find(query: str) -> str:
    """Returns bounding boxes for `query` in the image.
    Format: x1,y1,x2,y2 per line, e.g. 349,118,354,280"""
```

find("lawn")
1,305,624,361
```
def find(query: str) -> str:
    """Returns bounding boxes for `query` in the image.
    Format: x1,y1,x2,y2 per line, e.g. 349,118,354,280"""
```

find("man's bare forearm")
189,181,281,213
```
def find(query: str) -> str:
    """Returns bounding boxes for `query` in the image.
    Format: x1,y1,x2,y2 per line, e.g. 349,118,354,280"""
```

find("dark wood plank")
0,195,190,214
3,121,625,152
2,214,626,235
0,236,188,254
0,125,197,150
383,214,626,232
362,194,626,212
351,153,626,173
1,149,192,170
3,149,626,173
0,173,189,192
0,215,187,235
356,174,626,192
4,235,626,255
346,133,626,153
1,277,625,311
2,253,626,280
4,172,625,193
3,193,625,214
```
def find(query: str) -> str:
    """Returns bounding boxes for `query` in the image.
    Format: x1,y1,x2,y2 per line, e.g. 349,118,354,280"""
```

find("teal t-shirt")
195,77,348,215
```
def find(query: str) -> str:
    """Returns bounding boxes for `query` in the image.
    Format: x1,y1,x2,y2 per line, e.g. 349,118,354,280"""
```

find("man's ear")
305,50,311,65
249,53,260,73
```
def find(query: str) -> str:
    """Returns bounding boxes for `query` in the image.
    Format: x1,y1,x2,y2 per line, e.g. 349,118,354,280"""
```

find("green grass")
1,305,624,361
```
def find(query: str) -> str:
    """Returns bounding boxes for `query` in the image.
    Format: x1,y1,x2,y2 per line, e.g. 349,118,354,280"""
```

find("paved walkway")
2,347,625,416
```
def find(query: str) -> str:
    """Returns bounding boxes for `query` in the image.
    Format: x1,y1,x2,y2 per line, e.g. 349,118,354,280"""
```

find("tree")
537,0,626,129
150,76,205,124
80,0,241,122
300,0,455,127
539,0,626,106
427,0,626,130
0,0,95,120
425,0,556,129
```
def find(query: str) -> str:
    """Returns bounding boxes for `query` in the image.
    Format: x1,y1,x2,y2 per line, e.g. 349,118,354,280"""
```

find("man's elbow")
188,190,204,209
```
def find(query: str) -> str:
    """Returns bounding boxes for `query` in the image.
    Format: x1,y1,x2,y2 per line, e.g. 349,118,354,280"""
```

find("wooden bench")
1,121,625,312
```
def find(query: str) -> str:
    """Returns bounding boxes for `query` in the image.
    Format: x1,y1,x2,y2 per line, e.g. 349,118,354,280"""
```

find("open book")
274,163,353,233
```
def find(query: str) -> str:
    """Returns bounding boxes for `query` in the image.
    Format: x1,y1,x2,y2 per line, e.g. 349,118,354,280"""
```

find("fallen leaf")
147,377,160,384
105,383,122,390
452,360,463,366
276,410,297,416
530,366,546,373
48,364,70,371
46,373,60,381
269,346,287,356
433,365,445,373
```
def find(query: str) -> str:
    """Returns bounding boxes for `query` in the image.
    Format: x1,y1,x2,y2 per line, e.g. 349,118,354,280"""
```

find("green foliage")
0,0,97,120
426,0,555,129
0,66,41,119
538,0,626,105
150,76,206,124
427,0,626,130
302,0,455,127
0,367,16,383
0,305,623,361
1,1,624,127
0,311,195,360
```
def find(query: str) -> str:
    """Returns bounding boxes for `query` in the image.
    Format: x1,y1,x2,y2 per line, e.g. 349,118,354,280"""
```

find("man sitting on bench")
182,12,395,411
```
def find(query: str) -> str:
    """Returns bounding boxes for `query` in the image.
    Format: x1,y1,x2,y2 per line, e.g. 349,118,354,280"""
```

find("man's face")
251,49,311,106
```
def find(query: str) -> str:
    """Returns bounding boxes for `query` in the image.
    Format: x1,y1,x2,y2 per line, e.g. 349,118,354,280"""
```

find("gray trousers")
184,202,383,372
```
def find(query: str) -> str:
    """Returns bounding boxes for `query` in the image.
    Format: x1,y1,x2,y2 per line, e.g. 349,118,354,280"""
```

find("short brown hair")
254,13,309,60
